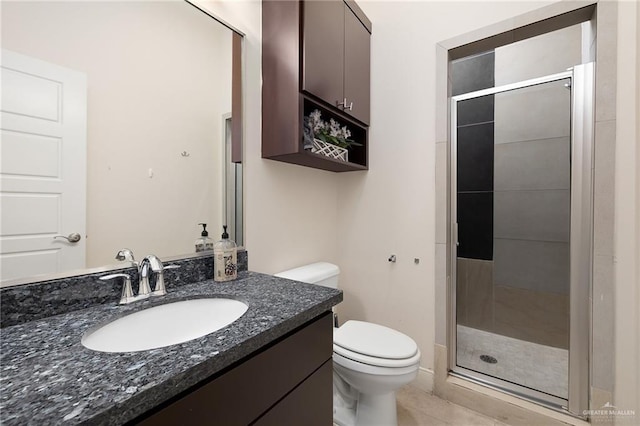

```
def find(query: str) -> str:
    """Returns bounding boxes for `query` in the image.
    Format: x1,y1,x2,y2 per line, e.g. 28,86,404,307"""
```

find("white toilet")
275,262,421,426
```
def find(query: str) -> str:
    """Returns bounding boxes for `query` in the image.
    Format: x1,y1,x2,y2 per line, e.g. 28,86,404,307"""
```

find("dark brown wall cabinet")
303,1,371,125
135,312,334,425
262,0,372,172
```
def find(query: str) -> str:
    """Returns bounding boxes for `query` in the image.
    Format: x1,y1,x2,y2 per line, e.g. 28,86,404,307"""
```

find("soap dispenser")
195,223,214,252
213,225,237,281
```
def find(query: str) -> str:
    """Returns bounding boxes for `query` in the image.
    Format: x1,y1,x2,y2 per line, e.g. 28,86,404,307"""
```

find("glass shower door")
451,66,593,413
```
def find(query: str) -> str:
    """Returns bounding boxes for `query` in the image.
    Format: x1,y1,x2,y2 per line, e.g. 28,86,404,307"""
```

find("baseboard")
411,367,434,393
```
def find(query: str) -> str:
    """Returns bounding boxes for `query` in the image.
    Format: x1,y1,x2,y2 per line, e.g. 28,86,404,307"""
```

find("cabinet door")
302,0,344,108
344,7,370,124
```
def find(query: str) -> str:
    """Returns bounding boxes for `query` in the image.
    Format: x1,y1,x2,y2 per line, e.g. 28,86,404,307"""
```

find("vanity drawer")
253,359,332,426
136,311,333,425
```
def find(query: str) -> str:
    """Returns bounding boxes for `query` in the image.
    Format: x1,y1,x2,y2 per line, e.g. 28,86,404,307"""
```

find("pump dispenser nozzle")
195,223,213,252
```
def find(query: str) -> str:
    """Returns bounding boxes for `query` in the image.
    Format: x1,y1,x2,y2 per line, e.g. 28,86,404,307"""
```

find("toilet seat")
333,343,421,368
333,320,420,368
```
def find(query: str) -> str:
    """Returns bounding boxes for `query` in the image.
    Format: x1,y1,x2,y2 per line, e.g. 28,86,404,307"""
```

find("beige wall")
614,0,640,417
2,2,232,266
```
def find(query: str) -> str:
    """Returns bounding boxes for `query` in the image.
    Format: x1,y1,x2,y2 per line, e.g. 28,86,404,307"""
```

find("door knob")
54,233,82,243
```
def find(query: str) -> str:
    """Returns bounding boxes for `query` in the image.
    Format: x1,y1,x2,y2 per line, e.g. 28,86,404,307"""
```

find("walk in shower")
449,24,594,415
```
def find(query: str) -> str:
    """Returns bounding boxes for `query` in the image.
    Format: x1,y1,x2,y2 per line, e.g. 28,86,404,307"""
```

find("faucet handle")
151,264,180,297
100,273,134,305
115,248,137,266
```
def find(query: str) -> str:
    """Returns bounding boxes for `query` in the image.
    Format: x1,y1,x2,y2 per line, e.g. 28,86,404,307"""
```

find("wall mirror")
0,1,244,285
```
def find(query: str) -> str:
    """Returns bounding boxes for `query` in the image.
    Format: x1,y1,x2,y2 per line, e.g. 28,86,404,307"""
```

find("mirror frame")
0,0,245,288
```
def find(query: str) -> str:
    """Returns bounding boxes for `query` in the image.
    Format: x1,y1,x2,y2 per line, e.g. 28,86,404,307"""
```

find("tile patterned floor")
456,325,568,399
397,385,508,426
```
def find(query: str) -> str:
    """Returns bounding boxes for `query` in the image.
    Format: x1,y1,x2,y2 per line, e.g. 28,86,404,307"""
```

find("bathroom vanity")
0,269,341,425
139,312,333,425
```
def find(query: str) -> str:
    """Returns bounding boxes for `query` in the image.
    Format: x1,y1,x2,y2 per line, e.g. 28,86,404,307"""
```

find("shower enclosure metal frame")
448,63,594,416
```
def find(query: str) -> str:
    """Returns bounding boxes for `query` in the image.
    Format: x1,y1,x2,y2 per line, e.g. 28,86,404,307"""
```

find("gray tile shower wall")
457,257,569,349
0,250,248,328
490,25,580,298
493,78,571,296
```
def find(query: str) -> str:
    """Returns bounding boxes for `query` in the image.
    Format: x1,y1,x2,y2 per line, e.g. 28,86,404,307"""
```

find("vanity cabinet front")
134,312,333,426
262,0,371,172
302,0,371,125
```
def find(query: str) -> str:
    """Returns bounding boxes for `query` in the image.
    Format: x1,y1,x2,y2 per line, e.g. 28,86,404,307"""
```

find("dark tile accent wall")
457,122,495,192
457,94,495,126
0,250,248,328
457,193,494,260
452,51,495,96
452,51,495,261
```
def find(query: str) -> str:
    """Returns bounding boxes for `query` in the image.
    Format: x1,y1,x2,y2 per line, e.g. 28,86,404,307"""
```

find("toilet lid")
333,320,418,360
333,344,421,368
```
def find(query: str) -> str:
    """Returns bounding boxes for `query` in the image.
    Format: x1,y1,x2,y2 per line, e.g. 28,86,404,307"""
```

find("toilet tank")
274,262,340,288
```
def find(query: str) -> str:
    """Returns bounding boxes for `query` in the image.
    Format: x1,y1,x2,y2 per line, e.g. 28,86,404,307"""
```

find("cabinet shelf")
302,96,368,168
269,150,368,173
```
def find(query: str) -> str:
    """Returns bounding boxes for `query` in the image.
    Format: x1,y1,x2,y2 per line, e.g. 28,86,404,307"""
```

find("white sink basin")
82,298,248,353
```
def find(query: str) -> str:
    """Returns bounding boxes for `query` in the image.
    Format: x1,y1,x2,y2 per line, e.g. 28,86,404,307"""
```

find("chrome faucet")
138,256,155,297
139,254,160,296
139,254,180,297
107,250,180,303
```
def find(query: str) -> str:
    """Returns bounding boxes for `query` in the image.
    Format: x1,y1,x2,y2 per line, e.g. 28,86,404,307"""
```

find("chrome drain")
480,354,498,364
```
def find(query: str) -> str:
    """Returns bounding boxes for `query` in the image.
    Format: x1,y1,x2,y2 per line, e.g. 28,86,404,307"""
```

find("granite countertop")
0,272,342,425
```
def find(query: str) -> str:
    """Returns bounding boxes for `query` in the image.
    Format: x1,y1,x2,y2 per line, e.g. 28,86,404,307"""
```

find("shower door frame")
448,63,594,416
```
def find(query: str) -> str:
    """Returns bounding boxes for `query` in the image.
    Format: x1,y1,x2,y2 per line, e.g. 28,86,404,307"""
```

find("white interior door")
0,49,87,283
